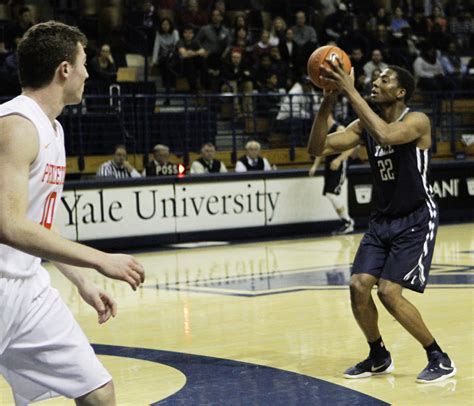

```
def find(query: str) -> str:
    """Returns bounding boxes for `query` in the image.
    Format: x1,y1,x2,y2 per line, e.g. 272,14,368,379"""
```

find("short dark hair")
202,142,215,149
388,65,415,102
18,21,87,89
114,144,127,153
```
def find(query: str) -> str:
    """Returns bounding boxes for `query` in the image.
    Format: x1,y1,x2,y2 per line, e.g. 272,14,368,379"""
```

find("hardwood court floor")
1,223,473,405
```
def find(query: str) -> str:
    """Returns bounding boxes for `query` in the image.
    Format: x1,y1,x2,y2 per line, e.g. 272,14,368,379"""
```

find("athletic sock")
368,337,390,360
424,340,443,358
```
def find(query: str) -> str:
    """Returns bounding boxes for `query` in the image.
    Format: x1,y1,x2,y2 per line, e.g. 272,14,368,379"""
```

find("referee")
96,144,141,179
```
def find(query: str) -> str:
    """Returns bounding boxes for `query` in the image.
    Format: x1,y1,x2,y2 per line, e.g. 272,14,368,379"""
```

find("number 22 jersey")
362,108,436,217
0,95,66,277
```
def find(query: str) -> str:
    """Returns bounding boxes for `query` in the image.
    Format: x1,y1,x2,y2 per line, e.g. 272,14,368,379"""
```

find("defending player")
0,22,145,405
307,61,456,383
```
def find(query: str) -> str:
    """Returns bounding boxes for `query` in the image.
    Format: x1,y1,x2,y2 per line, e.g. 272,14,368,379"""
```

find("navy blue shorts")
351,201,438,293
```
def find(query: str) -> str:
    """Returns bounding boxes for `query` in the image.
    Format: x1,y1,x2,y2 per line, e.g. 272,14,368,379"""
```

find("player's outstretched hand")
78,281,118,324
321,57,355,93
99,254,145,291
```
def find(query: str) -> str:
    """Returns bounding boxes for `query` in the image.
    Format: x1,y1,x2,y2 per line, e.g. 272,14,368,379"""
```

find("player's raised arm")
322,60,430,148
307,92,363,157
0,115,144,290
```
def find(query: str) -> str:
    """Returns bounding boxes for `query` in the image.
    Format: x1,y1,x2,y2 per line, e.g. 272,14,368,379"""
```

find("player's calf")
75,380,116,406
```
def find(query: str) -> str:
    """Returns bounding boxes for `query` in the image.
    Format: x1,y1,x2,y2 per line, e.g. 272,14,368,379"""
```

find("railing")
1,89,472,168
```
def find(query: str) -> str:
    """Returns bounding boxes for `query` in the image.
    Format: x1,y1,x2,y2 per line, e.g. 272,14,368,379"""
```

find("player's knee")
349,279,369,304
377,285,400,309
75,380,116,406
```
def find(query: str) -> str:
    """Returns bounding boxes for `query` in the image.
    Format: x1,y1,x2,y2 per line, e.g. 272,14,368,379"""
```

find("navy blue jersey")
362,108,435,216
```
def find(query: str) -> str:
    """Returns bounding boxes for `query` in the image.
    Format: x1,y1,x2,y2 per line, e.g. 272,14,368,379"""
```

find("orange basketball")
307,45,352,90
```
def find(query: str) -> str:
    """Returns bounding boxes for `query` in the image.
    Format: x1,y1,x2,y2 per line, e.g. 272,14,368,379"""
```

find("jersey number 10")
40,192,57,230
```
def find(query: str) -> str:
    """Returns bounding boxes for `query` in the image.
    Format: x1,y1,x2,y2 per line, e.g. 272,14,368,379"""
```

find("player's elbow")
0,221,16,245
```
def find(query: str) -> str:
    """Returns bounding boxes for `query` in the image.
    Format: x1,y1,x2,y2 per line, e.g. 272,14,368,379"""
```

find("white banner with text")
58,177,346,241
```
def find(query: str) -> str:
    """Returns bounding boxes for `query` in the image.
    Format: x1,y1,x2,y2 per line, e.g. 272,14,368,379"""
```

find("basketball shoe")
332,219,355,235
416,351,456,384
344,354,394,379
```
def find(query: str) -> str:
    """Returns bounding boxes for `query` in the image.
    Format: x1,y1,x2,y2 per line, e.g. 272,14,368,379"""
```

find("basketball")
307,45,352,90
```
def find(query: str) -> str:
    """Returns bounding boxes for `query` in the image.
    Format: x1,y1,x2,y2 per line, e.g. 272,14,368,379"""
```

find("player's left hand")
78,281,118,324
321,57,355,93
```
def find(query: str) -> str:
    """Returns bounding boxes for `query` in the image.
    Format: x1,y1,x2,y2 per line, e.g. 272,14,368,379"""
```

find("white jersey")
0,95,66,277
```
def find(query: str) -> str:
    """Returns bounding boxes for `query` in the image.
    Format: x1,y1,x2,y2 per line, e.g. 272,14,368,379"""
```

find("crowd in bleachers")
0,0,473,99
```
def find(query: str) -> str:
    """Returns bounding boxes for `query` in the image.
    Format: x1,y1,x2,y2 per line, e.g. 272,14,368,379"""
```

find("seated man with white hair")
190,142,227,174
235,140,272,172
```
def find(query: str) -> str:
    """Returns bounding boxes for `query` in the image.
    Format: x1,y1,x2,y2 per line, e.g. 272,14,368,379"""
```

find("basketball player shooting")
0,22,144,405
307,57,456,383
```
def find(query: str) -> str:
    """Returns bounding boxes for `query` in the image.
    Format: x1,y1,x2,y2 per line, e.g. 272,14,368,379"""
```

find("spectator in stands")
276,75,318,121
440,41,467,89
428,19,451,51
323,3,352,43
220,49,254,116
409,8,430,42
388,26,418,70
96,145,141,179
390,6,410,33
427,5,448,33
177,25,208,92
233,27,254,64
178,0,209,30
363,49,388,85
275,75,320,146
252,30,273,63
145,144,175,176
235,140,272,172
6,6,34,50
258,73,286,117
1,35,21,96
196,8,232,77
231,14,249,41
269,46,292,88
350,47,366,92
291,11,318,60
89,43,117,84
413,44,454,91
370,24,390,57
368,7,391,33
212,0,230,26
337,15,370,59
278,28,302,77
152,18,180,95
269,16,287,47
190,142,228,174
138,1,159,54
449,9,473,50
253,53,277,91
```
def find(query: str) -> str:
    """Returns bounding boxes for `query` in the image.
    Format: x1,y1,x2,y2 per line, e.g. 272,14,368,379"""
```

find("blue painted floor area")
93,344,389,406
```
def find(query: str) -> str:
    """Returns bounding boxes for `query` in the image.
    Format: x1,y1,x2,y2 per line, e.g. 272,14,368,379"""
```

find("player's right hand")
98,254,145,291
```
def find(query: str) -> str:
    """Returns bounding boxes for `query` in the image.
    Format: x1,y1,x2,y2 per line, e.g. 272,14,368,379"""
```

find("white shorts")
0,266,111,405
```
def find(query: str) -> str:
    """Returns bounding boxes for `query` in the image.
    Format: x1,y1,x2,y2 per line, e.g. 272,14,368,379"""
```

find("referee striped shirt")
96,160,141,179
